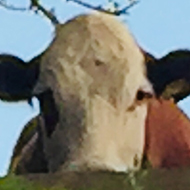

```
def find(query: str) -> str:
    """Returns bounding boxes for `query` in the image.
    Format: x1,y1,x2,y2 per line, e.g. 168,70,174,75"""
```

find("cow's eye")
136,90,145,101
136,90,153,101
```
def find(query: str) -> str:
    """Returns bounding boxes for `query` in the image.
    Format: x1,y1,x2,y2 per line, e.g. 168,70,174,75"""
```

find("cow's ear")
0,54,39,103
146,50,190,102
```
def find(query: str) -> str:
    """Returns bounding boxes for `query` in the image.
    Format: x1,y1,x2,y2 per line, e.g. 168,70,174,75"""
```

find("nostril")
95,60,104,66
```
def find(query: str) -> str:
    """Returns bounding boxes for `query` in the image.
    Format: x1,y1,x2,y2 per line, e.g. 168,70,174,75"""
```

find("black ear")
146,50,190,102
0,54,39,102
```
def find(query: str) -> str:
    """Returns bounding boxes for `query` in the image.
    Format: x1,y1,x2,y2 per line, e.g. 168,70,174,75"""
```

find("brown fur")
145,98,190,168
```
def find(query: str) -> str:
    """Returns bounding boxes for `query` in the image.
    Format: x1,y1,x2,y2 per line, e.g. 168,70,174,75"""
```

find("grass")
1,168,190,190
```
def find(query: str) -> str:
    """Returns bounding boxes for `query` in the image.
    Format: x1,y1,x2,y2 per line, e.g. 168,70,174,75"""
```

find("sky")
0,0,190,176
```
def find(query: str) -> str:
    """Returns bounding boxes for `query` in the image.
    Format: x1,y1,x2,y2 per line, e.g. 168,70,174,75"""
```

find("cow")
2,13,190,174
2,13,153,173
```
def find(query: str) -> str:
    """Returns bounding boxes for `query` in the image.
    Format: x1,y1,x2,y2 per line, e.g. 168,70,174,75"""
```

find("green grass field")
1,168,190,190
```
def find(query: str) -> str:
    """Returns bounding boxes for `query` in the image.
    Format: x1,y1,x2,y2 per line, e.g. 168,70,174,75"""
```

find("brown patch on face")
145,98,190,168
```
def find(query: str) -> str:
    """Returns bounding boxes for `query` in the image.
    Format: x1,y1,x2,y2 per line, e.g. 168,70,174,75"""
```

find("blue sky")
0,0,190,176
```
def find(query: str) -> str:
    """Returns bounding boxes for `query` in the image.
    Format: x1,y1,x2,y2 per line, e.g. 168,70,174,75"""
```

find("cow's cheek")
145,99,190,168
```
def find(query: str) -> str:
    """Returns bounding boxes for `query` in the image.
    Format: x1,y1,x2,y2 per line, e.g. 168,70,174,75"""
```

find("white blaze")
34,13,151,172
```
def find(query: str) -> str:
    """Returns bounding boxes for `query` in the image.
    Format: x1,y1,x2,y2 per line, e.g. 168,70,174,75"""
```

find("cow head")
32,13,154,172
2,13,154,173
4,13,190,174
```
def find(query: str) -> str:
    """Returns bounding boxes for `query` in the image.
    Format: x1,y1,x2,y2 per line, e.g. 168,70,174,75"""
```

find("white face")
33,13,153,172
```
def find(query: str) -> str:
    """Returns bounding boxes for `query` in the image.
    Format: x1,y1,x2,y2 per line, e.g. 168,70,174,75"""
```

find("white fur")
34,13,151,172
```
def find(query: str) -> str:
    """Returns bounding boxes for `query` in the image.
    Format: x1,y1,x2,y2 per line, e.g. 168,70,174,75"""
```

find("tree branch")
0,0,59,25
30,0,59,25
0,0,28,11
66,0,139,16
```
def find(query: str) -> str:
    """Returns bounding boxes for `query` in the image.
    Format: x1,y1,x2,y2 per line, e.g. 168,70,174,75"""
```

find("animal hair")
33,13,152,172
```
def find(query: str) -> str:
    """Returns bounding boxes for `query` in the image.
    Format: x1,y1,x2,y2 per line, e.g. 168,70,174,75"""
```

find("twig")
30,0,59,25
0,0,28,11
118,1,139,15
66,0,139,16
0,0,59,25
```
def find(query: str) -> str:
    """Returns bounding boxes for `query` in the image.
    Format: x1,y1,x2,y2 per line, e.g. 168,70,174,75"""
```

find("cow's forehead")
36,13,149,109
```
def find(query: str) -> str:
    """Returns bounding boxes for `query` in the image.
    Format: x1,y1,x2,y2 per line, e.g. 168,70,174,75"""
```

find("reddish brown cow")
145,98,190,168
